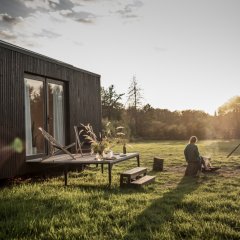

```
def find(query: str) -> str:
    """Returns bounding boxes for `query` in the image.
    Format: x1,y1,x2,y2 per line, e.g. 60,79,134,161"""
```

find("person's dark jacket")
184,143,200,163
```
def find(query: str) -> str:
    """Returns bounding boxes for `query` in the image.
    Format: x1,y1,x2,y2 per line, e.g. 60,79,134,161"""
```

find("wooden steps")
130,175,156,186
120,167,155,187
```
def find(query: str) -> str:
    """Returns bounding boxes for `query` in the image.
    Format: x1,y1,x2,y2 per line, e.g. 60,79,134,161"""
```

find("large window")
24,74,65,157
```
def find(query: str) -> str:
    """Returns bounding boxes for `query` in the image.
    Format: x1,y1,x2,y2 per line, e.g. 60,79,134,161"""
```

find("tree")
218,96,240,115
101,85,124,120
218,96,240,138
127,75,143,110
126,76,143,137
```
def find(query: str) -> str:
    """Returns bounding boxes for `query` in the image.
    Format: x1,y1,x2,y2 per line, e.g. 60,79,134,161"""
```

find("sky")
0,0,240,115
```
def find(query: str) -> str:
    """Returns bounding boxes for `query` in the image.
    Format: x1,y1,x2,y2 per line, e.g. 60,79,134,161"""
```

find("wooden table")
27,152,140,186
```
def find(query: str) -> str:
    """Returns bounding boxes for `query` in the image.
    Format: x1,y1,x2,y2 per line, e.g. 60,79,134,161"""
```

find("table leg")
108,163,113,186
137,155,140,167
64,166,68,186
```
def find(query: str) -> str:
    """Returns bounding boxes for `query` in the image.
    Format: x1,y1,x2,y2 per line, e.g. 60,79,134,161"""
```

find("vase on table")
95,151,103,160
103,150,113,159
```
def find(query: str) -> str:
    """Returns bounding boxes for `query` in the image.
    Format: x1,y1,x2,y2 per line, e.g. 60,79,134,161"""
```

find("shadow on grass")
124,176,202,240
65,182,149,196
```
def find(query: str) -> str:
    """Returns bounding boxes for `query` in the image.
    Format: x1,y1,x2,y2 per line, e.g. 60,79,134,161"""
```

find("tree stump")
153,157,164,171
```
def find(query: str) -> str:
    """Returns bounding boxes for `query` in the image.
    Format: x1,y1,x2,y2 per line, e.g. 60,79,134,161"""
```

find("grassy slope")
0,140,240,240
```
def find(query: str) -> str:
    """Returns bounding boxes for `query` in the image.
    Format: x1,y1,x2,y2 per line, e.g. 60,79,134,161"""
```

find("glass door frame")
25,73,66,160
46,78,66,146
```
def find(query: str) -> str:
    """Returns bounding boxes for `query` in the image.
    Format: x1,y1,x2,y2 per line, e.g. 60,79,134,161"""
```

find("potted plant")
80,123,111,160
80,122,131,159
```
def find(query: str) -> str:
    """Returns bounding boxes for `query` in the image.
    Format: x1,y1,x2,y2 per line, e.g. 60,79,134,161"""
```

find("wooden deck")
26,153,140,186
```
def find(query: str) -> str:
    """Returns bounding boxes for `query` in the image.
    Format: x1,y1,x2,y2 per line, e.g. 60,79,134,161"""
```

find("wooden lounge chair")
38,127,76,160
74,125,92,154
74,125,83,156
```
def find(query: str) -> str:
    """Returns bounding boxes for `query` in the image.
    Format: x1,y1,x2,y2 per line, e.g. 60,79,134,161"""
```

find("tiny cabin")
0,40,101,179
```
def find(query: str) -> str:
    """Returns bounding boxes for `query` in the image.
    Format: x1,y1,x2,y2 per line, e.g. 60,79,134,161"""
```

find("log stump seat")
153,157,164,171
184,161,201,176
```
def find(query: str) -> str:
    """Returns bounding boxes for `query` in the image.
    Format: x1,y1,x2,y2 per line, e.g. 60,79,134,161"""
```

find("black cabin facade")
0,40,101,179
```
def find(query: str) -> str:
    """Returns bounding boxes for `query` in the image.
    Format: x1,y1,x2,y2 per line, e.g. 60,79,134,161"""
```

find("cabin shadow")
124,176,202,240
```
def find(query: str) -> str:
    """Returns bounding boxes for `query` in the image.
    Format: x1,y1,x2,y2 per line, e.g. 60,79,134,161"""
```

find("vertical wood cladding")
0,42,101,179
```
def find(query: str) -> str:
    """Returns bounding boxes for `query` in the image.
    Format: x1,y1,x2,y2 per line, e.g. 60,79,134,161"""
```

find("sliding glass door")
24,75,45,156
24,74,65,158
47,80,65,146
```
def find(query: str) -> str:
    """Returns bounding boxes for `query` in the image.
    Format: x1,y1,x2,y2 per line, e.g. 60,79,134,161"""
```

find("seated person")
184,136,202,176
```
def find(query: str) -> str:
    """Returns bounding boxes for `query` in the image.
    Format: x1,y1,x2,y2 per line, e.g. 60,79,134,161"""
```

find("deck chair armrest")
52,142,75,150
53,142,76,155
65,142,76,149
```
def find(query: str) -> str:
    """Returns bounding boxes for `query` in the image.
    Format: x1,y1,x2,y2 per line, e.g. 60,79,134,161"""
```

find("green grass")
1,140,240,240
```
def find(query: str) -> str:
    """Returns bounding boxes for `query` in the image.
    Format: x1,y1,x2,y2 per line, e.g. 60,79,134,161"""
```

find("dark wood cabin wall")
0,46,101,179
0,49,25,178
68,71,101,143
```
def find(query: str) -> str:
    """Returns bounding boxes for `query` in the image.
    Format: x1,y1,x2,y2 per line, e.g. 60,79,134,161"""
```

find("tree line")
101,77,240,140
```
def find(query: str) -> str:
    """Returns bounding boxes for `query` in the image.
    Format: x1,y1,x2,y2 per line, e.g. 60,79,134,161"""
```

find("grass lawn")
0,140,240,240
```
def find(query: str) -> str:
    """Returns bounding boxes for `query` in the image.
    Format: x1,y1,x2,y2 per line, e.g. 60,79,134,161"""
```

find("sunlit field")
1,140,240,240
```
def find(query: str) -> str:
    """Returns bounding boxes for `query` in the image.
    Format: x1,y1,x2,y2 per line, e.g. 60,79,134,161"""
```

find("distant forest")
101,82,240,140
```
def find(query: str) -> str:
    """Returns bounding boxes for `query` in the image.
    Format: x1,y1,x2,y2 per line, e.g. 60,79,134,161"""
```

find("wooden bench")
120,167,155,187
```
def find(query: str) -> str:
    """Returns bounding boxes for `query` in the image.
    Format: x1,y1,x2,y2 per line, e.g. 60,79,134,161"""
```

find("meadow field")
0,140,240,240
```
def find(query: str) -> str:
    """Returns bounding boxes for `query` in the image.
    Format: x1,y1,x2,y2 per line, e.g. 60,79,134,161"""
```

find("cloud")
20,1,98,24
0,0,31,19
18,0,81,12
69,0,95,5
60,9,96,23
0,28,40,47
0,13,23,24
1,0,114,27
0,13,23,42
33,29,61,38
19,0,60,10
121,13,138,19
76,18,93,23
59,9,73,16
0,0,145,48
0,0,98,47
75,11,96,23
0,30,17,40
0,11,62,46
116,0,143,18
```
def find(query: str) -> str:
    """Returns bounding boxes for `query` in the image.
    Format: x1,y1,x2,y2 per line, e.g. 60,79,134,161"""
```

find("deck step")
121,167,147,178
120,167,148,187
130,175,156,186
